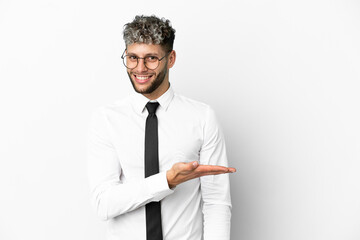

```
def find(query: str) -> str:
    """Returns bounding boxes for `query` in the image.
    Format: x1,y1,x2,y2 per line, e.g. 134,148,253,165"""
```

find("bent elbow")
92,192,109,221
96,207,109,221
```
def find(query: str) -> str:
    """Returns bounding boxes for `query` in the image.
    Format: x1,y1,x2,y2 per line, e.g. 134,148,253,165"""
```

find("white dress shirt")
87,86,232,240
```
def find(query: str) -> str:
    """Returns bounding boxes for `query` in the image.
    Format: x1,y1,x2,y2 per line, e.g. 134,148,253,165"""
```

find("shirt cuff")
146,171,174,202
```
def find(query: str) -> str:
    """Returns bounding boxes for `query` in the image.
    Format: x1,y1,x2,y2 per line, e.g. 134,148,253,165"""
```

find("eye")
146,56,158,62
127,55,138,61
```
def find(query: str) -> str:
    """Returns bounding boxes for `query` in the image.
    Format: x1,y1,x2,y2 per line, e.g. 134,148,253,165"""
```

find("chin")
133,83,154,94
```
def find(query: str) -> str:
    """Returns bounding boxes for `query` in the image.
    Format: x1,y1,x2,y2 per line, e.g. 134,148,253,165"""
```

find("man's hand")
166,161,236,189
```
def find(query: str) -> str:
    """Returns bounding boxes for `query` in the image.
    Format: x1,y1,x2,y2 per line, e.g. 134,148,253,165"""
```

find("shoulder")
169,93,221,132
172,93,223,141
172,93,214,116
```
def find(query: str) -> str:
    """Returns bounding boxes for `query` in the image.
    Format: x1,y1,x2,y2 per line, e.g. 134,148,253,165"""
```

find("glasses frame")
121,49,171,70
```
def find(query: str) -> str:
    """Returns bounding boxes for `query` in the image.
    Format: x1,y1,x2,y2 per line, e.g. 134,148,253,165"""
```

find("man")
88,15,236,240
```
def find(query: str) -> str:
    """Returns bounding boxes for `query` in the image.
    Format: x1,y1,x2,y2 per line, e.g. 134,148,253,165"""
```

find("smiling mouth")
133,74,153,83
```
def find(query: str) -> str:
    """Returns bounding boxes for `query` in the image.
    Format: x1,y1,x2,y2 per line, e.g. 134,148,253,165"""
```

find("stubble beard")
127,64,168,95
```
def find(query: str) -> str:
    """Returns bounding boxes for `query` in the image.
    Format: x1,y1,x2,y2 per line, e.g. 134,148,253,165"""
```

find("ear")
167,50,176,69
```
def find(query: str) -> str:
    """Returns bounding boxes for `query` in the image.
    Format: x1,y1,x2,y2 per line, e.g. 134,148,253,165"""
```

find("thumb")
191,161,199,169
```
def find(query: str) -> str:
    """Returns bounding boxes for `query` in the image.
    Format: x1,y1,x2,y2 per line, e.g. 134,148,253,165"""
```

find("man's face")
125,43,170,96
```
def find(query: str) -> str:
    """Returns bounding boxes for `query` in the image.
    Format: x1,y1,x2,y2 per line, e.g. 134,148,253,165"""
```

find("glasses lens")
144,56,159,70
124,56,138,69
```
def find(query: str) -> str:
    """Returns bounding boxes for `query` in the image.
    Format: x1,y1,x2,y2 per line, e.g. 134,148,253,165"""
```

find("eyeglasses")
121,49,171,70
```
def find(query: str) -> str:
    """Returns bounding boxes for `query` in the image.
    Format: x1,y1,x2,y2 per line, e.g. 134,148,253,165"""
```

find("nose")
135,58,147,72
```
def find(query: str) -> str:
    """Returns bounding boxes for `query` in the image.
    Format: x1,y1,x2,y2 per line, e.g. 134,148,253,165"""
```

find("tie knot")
146,102,159,114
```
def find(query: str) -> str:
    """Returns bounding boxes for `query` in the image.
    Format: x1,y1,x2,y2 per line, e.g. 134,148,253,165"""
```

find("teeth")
136,75,151,80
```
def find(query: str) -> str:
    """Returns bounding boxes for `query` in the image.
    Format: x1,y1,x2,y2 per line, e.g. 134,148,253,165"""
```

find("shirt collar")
131,85,175,114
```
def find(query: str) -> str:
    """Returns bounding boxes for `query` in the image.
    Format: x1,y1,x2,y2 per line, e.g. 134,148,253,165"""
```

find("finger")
196,165,230,172
177,161,199,172
197,165,236,173
197,170,233,177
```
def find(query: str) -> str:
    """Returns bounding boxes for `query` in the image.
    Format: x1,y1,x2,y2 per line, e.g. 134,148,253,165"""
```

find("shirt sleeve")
87,107,174,221
199,106,232,240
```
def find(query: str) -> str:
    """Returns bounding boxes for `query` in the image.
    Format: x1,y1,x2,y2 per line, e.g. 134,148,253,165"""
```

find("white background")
1,0,360,239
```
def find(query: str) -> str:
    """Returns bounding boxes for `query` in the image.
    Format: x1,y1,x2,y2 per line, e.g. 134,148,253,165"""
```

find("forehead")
126,43,165,55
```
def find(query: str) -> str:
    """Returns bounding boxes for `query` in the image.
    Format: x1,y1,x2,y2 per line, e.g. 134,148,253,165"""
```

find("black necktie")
145,102,163,240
